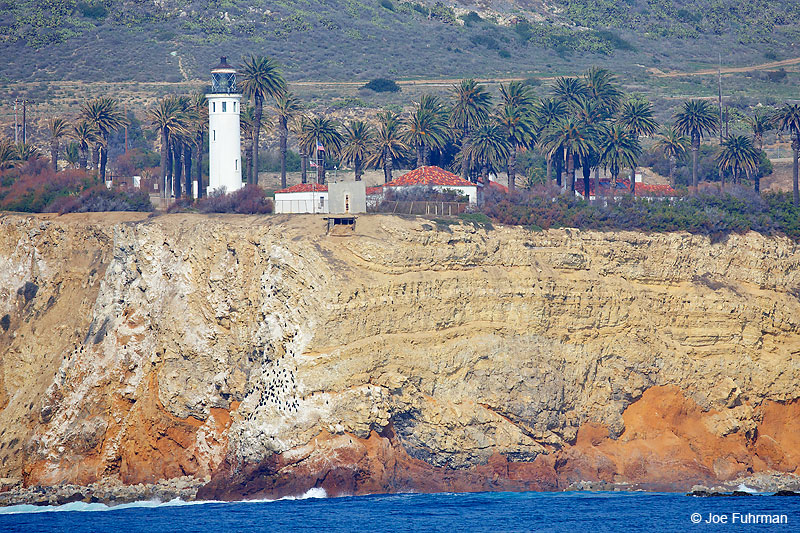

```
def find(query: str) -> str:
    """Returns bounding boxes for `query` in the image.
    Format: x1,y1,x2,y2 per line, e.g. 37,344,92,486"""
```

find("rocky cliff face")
0,213,798,500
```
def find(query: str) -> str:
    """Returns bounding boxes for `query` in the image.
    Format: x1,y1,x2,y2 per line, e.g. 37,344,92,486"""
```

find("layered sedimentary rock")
0,212,798,500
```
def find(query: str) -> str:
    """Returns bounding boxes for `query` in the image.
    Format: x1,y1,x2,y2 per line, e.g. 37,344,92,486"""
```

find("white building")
384,166,478,204
274,183,329,214
206,57,243,195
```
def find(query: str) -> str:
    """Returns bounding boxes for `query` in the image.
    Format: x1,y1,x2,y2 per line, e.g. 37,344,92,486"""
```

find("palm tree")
599,124,642,189
404,95,448,168
239,103,256,185
674,100,719,190
240,54,287,185
534,98,567,185
273,92,302,189
450,79,492,180
45,117,70,171
463,122,511,183
716,135,761,186
81,97,127,182
654,127,689,186
64,142,80,168
540,118,596,194
499,81,535,111
148,96,188,198
340,120,374,181
772,103,800,205
71,121,98,171
189,92,208,197
367,111,407,184
14,143,41,163
298,115,343,184
552,77,590,109
495,104,536,190
574,97,608,200
746,110,773,152
618,99,658,194
583,66,623,116
0,139,19,169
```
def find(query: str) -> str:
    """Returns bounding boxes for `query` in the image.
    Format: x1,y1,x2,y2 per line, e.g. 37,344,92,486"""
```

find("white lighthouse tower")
206,57,243,195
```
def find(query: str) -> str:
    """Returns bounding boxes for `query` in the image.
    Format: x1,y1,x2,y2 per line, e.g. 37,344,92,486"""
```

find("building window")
212,102,215,112
345,194,350,213
222,101,227,112
319,197,324,209
233,102,237,112
235,159,238,170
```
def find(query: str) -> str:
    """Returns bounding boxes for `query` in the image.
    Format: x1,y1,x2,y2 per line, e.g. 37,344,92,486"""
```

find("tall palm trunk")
416,143,424,168
301,149,308,184
279,117,288,189
184,144,193,199
593,166,600,203
160,128,169,198
460,130,469,181
79,145,88,171
555,150,563,188
354,156,362,181
173,141,183,199
423,145,431,166
252,95,263,186
546,156,552,184
99,135,109,182
195,131,204,198
691,134,700,190
669,156,675,187
566,148,575,194
166,141,174,198
507,147,517,190
50,141,59,172
92,144,100,179
383,147,392,184
244,139,253,187
583,157,591,200
630,166,636,195
792,135,800,206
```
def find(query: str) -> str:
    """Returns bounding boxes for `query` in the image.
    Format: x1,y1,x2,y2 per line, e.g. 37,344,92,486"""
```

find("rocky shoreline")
2,472,799,507
0,477,204,507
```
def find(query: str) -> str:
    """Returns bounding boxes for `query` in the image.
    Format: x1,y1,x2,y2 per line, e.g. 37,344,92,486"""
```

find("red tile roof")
275,183,328,193
487,180,508,194
386,166,475,188
366,186,384,195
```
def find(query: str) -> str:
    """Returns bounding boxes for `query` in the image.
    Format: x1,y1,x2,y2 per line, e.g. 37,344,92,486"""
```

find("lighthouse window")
233,102,237,112
212,102,215,112
222,101,227,112
213,130,216,141
235,160,238,170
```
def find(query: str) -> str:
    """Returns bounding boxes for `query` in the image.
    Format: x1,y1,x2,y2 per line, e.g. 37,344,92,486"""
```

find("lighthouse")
206,57,243,195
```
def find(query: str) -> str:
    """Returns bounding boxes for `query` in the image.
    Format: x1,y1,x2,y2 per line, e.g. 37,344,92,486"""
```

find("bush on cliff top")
169,185,273,215
481,187,800,240
0,162,152,213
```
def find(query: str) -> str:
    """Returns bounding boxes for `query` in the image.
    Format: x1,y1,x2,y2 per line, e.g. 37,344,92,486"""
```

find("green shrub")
361,78,401,93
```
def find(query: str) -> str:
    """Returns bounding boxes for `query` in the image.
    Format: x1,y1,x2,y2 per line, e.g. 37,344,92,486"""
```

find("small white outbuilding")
273,183,329,214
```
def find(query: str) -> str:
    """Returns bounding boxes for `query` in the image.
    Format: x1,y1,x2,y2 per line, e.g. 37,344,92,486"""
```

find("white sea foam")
0,487,328,515
736,484,759,494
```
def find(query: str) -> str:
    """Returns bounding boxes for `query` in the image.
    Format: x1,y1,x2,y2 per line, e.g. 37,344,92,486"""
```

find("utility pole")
123,103,129,154
13,99,18,144
22,99,27,144
718,53,723,144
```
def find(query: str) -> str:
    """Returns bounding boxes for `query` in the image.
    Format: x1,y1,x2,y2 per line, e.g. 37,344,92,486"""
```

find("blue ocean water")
0,490,797,533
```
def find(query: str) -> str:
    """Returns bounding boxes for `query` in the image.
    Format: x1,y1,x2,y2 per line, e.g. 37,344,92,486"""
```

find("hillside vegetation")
1,1,799,83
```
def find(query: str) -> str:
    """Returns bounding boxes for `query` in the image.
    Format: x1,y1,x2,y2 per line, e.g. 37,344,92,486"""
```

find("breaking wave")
0,487,327,515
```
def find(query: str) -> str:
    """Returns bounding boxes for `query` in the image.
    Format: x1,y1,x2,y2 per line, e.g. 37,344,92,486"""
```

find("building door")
345,194,350,213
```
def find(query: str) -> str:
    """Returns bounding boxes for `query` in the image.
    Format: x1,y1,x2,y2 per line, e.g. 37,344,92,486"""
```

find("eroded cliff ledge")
0,212,798,499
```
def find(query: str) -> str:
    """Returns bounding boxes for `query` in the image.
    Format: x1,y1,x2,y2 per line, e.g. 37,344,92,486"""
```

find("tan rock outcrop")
0,212,798,498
